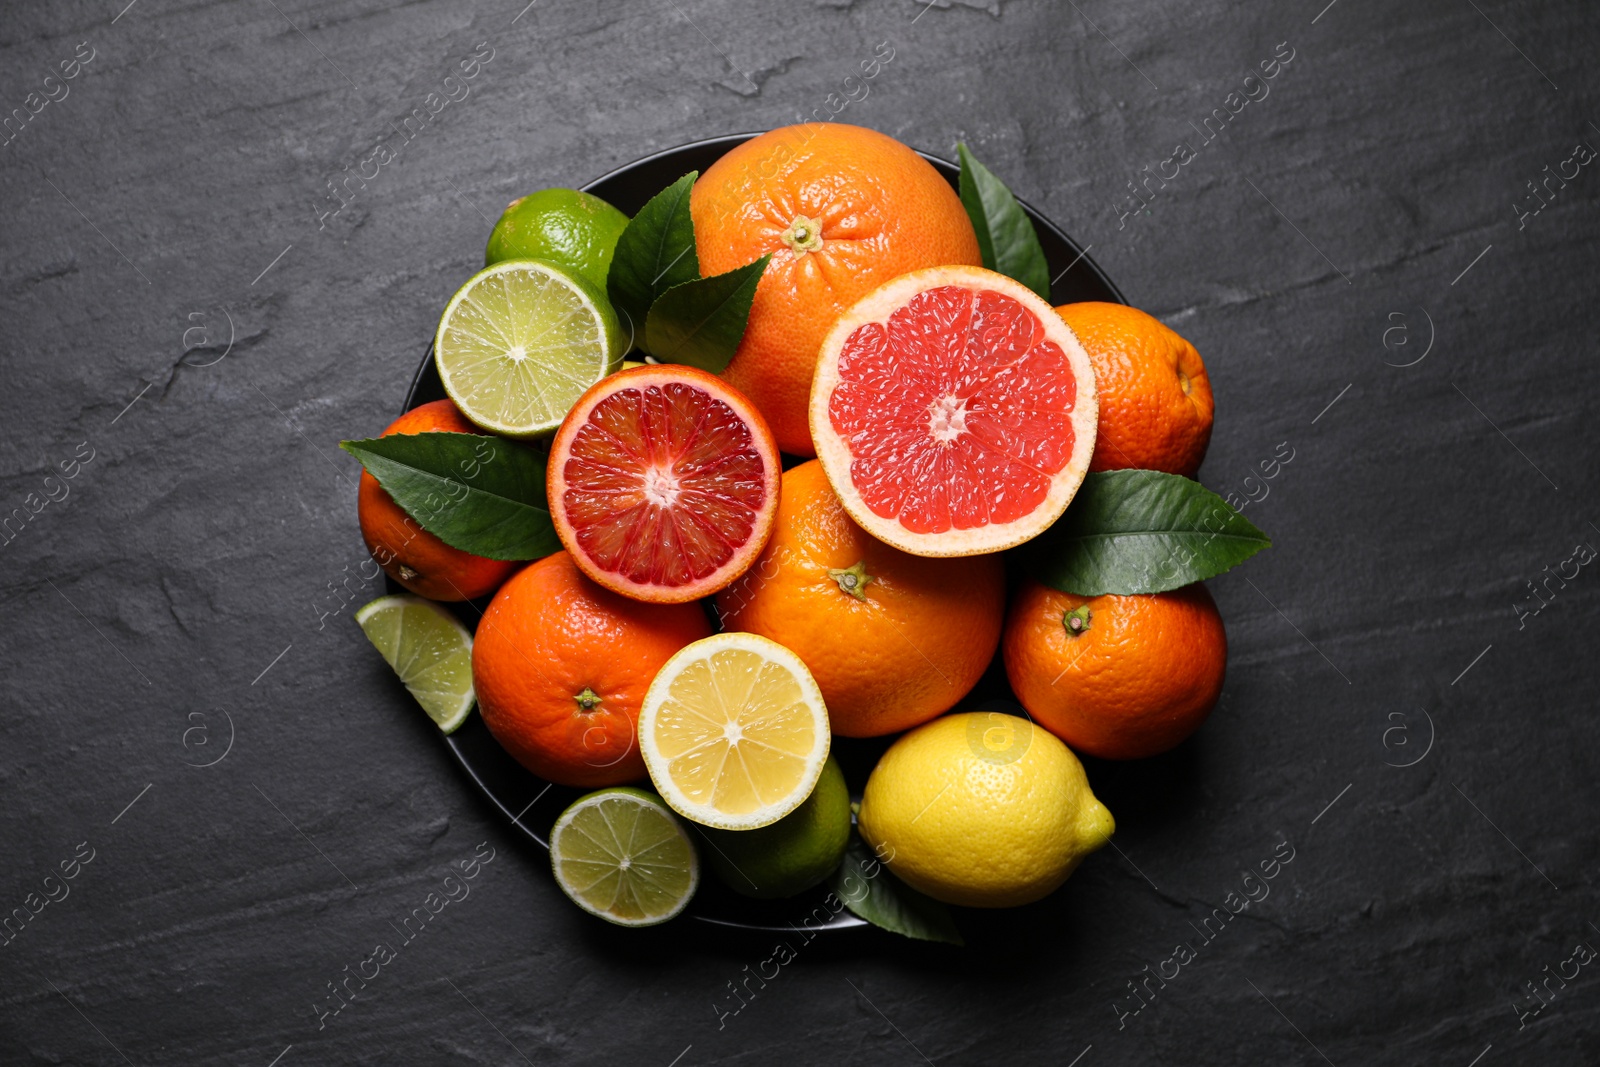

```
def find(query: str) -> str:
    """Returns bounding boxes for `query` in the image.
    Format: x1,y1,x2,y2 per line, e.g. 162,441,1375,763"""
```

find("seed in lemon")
354,594,475,733
639,632,831,830
549,787,699,927
857,710,1114,908
434,260,624,438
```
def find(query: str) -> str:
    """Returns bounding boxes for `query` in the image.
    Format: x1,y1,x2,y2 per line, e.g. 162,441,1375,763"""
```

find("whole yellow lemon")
858,711,1114,907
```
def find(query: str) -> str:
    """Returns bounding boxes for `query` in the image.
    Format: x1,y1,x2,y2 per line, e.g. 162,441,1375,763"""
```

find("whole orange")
1054,302,1214,477
1003,580,1226,760
473,551,711,787
691,123,981,456
714,460,1004,738
357,399,519,601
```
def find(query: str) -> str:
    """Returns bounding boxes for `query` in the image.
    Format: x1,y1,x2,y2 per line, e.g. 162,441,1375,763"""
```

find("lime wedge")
354,594,475,733
549,787,699,926
435,260,624,438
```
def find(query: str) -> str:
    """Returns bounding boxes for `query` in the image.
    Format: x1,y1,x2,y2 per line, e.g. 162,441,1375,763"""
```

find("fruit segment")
354,595,476,733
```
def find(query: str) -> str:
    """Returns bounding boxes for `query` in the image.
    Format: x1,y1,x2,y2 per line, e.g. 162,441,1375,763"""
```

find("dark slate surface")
2,0,1597,1063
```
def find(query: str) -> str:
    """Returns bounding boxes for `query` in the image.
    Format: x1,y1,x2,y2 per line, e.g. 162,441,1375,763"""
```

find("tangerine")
1002,580,1227,760
1053,302,1214,476
357,399,520,602
473,551,712,787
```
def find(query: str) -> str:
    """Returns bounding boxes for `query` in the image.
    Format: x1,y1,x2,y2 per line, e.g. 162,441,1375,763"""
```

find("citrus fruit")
547,364,781,604
857,711,1114,908
691,123,982,455
639,632,831,830
357,399,520,601
434,260,625,438
715,460,1004,737
472,551,711,787
810,265,1099,557
1003,580,1227,760
700,755,851,899
1054,302,1214,476
549,787,699,926
484,188,630,292
354,594,476,733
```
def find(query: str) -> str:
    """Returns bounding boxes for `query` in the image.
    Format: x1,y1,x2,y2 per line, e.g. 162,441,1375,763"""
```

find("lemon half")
639,632,831,830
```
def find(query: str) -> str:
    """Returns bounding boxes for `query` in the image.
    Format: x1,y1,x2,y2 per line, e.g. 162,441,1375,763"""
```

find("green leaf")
830,833,963,945
341,432,559,562
1025,470,1271,595
957,143,1051,300
606,172,700,350
643,254,770,372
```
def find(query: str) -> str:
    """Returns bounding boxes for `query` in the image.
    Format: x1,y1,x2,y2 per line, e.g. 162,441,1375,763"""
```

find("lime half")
434,260,624,438
354,594,475,733
550,787,699,926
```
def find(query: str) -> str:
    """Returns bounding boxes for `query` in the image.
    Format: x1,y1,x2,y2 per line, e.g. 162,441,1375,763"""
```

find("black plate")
400,133,1125,933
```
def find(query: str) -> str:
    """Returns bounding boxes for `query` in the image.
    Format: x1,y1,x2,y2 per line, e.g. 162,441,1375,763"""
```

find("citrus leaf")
607,172,700,350
830,833,963,945
958,143,1050,300
1025,470,1271,595
643,254,771,372
340,432,559,562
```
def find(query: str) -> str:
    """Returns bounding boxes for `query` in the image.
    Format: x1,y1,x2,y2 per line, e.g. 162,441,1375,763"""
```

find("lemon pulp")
641,633,830,830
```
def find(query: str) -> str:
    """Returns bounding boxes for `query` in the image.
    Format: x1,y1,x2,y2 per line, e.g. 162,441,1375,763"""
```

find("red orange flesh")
548,365,781,603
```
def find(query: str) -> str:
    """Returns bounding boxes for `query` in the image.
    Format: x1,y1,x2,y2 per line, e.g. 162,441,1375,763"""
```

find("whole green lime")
701,756,851,899
485,188,629,290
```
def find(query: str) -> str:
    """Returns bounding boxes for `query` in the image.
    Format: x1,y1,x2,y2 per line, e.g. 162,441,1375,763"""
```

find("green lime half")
485,188,629,291
434,260,624,438
550,787,700,927
701,756,851,899
354,594,475,733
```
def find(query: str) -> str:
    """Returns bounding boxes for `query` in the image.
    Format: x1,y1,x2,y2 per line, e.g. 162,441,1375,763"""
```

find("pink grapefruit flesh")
809,266,1098,557
549,364,781,602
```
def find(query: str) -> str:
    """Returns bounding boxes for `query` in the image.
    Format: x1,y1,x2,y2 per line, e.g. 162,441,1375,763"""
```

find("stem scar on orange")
1002,580,1227,760
690,123,982,456
356,399,520,602
472,551,712,788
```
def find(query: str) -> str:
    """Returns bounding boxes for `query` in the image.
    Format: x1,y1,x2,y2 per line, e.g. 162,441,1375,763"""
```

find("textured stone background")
2,0,1598,1063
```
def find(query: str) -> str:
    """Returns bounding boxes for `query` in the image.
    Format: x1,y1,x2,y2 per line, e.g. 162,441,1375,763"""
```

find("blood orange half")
809,266,1098,557
548,364,781,603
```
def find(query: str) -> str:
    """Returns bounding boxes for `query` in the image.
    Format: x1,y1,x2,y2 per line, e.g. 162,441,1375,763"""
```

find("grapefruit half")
809,266,1098,557
548,364,781,603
